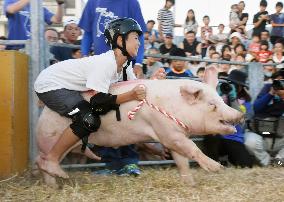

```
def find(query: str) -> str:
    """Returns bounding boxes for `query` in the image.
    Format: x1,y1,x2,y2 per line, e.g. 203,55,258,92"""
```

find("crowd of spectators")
1,0,284,170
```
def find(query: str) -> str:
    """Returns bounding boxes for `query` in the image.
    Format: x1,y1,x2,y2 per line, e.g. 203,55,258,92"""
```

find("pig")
35,66,243,187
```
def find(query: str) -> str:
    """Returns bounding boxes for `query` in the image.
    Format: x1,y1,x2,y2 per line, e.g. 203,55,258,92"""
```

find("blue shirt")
4,0,54,49
270,13,284,37
78,0,146,64
166,69,193,78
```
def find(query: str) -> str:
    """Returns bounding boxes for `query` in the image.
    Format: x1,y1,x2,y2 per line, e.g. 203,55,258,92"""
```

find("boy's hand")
131,84,146,101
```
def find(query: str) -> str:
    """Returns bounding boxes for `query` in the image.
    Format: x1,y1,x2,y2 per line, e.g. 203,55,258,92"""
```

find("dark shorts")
36,89,84,117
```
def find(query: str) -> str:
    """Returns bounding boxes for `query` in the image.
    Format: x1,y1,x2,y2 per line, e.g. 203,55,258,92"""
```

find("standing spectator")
179,31,201,56
270,2,284,45
200,15,213,58
157,0,181,37
229,4,241,32
0,36,7,50
166,48,193,77
79,0,146,79
44,28,59,43
272,42,284,69
4,0,64,50
146,20,160,43
50,18,81,62
252,0,269,36
238,1,249,27
183,9,198,34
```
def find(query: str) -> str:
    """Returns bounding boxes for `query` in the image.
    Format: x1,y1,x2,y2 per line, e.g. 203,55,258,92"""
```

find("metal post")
29,0,45,163
248,62,264,102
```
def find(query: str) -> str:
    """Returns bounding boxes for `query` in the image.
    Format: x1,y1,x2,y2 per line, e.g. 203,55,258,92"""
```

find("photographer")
245,70,284,166
203,70,253,168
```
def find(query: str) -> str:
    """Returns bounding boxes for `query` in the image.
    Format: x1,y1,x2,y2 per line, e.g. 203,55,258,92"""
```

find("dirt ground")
1,166,284,202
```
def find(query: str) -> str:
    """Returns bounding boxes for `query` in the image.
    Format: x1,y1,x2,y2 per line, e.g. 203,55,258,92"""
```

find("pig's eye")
209,103,217,111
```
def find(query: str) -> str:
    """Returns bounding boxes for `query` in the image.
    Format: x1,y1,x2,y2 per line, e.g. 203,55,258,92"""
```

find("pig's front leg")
171,151,195,186
162,135,223,172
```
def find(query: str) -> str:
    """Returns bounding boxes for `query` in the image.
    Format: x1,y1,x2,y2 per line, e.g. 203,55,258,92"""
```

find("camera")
219,82,232,94
272,79,284,91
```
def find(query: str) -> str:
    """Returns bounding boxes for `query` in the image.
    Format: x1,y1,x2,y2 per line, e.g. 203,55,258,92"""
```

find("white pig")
36,67,243,187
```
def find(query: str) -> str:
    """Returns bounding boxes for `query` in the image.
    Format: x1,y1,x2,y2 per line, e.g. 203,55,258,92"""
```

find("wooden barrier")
0,51,29,178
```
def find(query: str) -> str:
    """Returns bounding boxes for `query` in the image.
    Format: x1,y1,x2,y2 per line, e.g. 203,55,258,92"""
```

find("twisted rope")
128,99,190,131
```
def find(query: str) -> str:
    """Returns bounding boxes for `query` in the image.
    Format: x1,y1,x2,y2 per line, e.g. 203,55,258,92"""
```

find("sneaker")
115,164,141,176
271,158,284,167
92,169,114,175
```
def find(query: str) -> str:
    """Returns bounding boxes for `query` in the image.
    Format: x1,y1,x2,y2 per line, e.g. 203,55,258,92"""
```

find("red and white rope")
128,99,190,131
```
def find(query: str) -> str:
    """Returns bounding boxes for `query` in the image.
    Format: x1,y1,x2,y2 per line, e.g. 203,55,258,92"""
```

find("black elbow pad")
90,92,119,116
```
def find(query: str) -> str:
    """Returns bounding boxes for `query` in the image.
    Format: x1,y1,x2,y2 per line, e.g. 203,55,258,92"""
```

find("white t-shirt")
34,50,136,93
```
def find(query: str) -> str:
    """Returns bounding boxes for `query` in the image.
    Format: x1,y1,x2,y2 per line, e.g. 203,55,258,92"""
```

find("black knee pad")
69,100,101,139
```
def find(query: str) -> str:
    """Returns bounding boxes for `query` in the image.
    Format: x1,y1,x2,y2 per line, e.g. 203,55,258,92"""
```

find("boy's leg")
36,127,79,178
36,89,99,178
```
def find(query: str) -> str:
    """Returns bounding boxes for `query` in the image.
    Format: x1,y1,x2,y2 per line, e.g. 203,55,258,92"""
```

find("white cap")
229,32,242,42
63,17,79,27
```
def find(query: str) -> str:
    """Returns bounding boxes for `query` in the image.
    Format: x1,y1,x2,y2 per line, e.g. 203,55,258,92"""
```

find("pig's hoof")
43,172,59,189
180,174,196,186
36,155,69,179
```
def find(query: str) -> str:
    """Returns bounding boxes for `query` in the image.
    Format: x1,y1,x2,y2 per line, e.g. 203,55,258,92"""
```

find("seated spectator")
50,17,81,61
209,24,228,53
72,49,82,59
245,70,284,166
0,36,7,50
45,28,59,43
260,30,273,50
179,31,201,56
231,54,246,71
221,45,232,60
229,32,243,58
246,34,260,61
270,2,284,45
159,33,177,65
196,67,205,79
166,48,193,77
144,31,153,51
146,20,160,43
255,40,273,63
143,48,164,79
234,43,247,57
263,60,277,82
183,9,198,34
272,42,284,69
205,45,216,59
204,70,253,168
219,61,231,74
188,59,206,76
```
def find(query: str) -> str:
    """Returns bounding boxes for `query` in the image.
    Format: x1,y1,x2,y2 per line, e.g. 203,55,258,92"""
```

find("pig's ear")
180,85,202,104
203,65,218,89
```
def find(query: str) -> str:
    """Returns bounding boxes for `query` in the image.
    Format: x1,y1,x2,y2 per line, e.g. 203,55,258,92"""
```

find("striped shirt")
157,8,174,35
